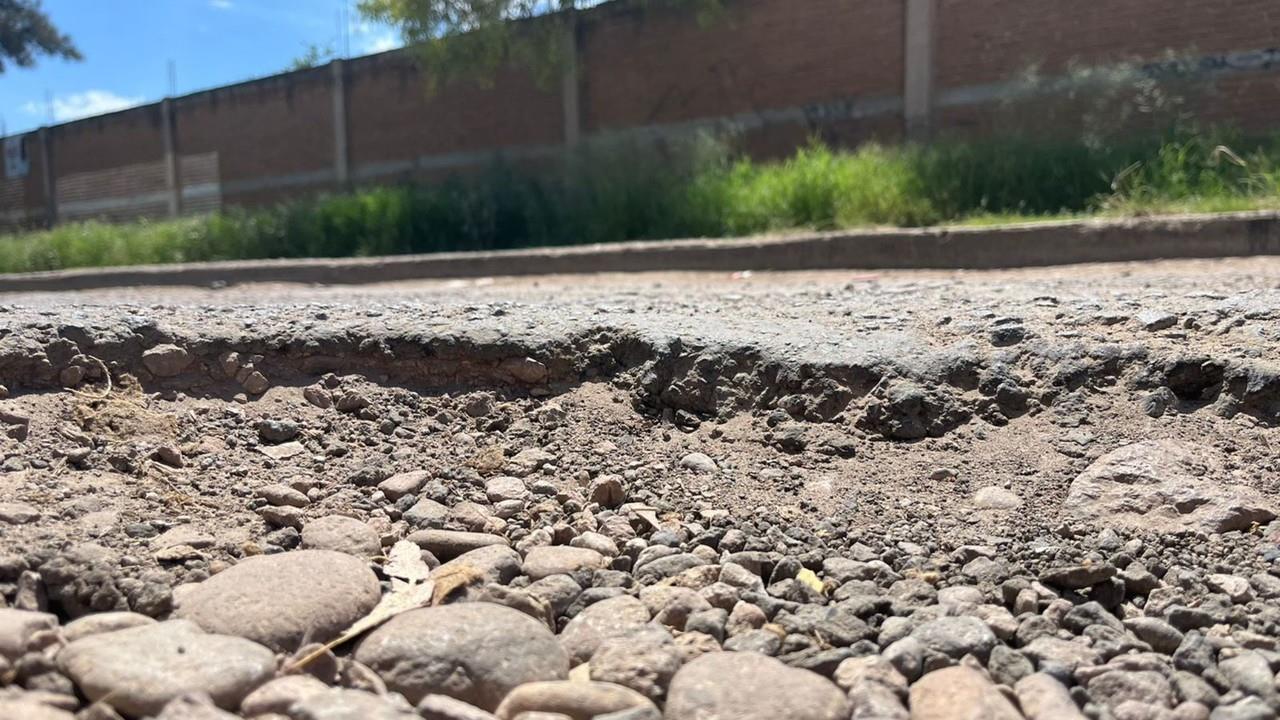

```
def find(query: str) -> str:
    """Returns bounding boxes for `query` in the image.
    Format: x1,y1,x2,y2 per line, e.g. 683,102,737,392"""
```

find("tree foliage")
0,0,81,73
356,0,719,87
288,42,337,72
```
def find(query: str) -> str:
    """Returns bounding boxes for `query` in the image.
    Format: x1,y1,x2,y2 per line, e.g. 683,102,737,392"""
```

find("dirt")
2,257,1280,717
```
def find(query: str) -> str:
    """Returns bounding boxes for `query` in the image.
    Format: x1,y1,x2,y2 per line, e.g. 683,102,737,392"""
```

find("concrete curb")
2,210,1278,292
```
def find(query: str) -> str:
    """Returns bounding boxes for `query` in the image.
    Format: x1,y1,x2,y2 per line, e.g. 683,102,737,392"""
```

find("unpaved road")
1,258,1279,719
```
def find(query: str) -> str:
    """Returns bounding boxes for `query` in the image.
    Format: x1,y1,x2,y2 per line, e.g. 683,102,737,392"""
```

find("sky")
0,0,404,136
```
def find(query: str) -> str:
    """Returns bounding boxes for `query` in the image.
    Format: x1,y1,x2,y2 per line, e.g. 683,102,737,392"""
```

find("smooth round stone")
63,611,156,643
57,620,275,717
522,546,607,581
301,515,382,557
0,696,77,720
0,608,58,661
665,651,849,720
558,595,651,665
174,549,380,652
494,680,656,719
355,603,568,711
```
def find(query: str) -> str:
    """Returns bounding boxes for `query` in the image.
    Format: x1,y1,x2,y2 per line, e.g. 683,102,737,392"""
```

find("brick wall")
2,0,1278,229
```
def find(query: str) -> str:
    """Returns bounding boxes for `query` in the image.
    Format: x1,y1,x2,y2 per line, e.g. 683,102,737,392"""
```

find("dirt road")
1,258,1279,719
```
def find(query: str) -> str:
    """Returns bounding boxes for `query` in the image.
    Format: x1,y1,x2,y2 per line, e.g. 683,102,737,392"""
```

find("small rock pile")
3,439,1280,720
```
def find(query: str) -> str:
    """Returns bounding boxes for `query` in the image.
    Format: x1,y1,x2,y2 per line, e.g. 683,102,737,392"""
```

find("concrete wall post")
903,0,936,141
160,98,182,217
332,59,351,188
38,127,56,227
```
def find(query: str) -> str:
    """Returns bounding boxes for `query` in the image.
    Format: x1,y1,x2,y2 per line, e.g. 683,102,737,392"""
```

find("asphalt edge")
1,210,1277,292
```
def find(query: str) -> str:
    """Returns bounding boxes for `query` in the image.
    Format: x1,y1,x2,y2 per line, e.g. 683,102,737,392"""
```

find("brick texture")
0,0,1277,228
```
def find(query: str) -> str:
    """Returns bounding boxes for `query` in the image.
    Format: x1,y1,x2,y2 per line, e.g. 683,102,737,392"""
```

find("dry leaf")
384,540,430,583
257,441,307,460
287,555,484,672
629,505,660,530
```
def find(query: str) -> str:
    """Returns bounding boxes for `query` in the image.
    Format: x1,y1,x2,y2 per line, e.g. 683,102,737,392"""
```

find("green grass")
3,128,1280,274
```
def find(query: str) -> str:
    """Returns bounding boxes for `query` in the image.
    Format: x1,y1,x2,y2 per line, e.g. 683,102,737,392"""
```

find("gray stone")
678,453,717,473
0,608,57,661
493,681,657,720
522,546,607,580
1219,651,1276,701
666,651,849,720
174,549,380,652
301,515,382,557
435,545,522,585
56,620,274,717
142,344,192,377
1016,673,1087,720
63,611,155,643
589,629,681,702
910,616,997,661
1040,564,1116,590
559,594,652,665
354,602,568,710
239,675,330,716
1086,670,1174,710
288,688,419,720
1064,441,1277,534
0,502,39,525
1022,636,1102,673
154,693,242,720
907,666,1023,720
1124,617,1184,654
408,530,509,560
417,694,500,720
378,470,430,500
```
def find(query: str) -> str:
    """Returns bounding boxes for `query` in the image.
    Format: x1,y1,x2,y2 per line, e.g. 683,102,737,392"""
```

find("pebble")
494,681,657,720
301,515,382,557
62,611,155,643
559,595,653,665
908,666,1023,720
523,546,608,580
408,529,510,560
665,652,849,720
678,453,718,473
141,344,192,377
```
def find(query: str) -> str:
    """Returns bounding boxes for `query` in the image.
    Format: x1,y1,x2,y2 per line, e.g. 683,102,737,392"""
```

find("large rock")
908,666,1022,720
57,620,274,718
665,651,849,720
174,550,380,652
1064,440,1276,533
354,602,568,711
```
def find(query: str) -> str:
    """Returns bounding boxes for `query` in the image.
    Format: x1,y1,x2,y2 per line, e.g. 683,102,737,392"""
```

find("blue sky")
0,0,403,136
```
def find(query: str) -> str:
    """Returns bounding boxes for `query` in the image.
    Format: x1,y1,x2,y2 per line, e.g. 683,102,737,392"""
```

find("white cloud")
209,0,234,9
349,19,402,55
361,30,401,54
21,90,145,123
